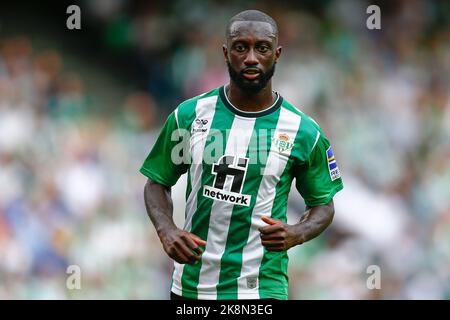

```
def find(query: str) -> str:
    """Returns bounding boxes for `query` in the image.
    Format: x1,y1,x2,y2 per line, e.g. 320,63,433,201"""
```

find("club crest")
272,133,294,153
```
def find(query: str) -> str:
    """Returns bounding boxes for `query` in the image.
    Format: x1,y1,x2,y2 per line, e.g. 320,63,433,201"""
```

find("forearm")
144,178,206,264
143,178,177,236
293,200,335,245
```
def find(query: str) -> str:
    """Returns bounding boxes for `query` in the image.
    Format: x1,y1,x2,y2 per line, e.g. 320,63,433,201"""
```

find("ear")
222,44,229,63
275,45,282,63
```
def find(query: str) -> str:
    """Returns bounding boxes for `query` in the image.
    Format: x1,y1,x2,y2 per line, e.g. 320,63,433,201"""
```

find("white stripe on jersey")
197,116,256,300
174,108,179,128
312,130,320,151
237,107,302,299
171,95,218,296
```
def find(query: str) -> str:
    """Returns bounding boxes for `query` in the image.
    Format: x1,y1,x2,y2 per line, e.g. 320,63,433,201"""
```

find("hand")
258,216,302,252
158,227,206,264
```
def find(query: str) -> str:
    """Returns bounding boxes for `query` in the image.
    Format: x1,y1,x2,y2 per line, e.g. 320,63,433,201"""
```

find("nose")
244,48,258,66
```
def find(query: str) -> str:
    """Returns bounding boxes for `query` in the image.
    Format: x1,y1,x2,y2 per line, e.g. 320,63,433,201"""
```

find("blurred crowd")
1,0,449,299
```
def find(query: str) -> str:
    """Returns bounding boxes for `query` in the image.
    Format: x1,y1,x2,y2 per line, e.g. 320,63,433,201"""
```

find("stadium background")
0,0,449,299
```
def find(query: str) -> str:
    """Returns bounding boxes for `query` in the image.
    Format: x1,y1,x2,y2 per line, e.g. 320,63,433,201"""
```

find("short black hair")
226,10,278,39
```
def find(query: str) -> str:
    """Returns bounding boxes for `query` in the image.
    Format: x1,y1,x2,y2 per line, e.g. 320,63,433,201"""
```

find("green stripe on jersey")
181,97,235,298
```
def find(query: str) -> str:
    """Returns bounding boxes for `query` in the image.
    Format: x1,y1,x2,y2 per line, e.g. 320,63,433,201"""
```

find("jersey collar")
219,85,283,118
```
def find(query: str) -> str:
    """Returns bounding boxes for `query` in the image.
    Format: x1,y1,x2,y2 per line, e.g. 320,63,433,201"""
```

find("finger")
175,241,201,264
189,233,207,247
261,216,280,225
260,233,285,241
258,224,283,234
261,240,283,247
191,246,202,255
170,248,190,264
183,235,203,255
265,246,284,252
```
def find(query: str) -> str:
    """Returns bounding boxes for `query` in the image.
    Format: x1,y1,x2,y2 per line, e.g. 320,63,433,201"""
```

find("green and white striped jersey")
140,86,343,300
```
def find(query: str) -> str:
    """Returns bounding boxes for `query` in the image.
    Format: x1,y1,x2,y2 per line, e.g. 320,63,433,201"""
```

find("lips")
242,68,261,80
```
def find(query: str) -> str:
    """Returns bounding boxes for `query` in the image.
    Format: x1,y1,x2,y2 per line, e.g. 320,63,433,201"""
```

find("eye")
234,44,246,52
257,45,269,53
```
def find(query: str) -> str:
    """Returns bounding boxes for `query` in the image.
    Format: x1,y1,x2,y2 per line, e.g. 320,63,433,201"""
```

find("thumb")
189,233,207,246
261,216,279,225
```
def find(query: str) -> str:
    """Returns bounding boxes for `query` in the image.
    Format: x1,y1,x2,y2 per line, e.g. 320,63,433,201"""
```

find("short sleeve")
139,111,188,187
294,132,343,207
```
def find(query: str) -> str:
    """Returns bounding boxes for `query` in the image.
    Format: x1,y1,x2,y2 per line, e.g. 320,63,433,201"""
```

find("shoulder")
279,98,326,161
175,87,221,128
280,98,322,140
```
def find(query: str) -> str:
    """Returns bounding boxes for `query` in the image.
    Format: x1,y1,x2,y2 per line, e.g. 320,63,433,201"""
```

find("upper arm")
306,198,334,212
294,131,343,207
139,111,189,187
145,177,171,192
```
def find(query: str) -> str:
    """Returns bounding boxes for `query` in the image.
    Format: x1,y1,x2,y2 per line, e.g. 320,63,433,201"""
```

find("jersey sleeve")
294,131,343,207
139,111,188,187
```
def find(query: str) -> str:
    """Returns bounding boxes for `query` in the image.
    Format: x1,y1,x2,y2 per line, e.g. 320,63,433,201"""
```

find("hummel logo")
195,118,208,126
192,118,208,133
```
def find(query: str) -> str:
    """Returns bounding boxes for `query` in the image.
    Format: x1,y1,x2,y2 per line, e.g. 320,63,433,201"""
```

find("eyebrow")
230,37,275,49
231,39,273,46
229,30,276,39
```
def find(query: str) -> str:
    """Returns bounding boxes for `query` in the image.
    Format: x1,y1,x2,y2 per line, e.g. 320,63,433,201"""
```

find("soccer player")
140,10,343,300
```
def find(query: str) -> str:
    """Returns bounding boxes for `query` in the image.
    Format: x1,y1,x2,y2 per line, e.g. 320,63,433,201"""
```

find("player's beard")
227,62,276,94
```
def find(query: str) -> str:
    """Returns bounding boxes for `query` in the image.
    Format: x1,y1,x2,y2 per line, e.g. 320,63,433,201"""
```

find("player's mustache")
240,67,263,75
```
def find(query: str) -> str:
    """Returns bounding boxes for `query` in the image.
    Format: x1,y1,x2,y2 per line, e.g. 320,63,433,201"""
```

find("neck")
227,81,276,112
